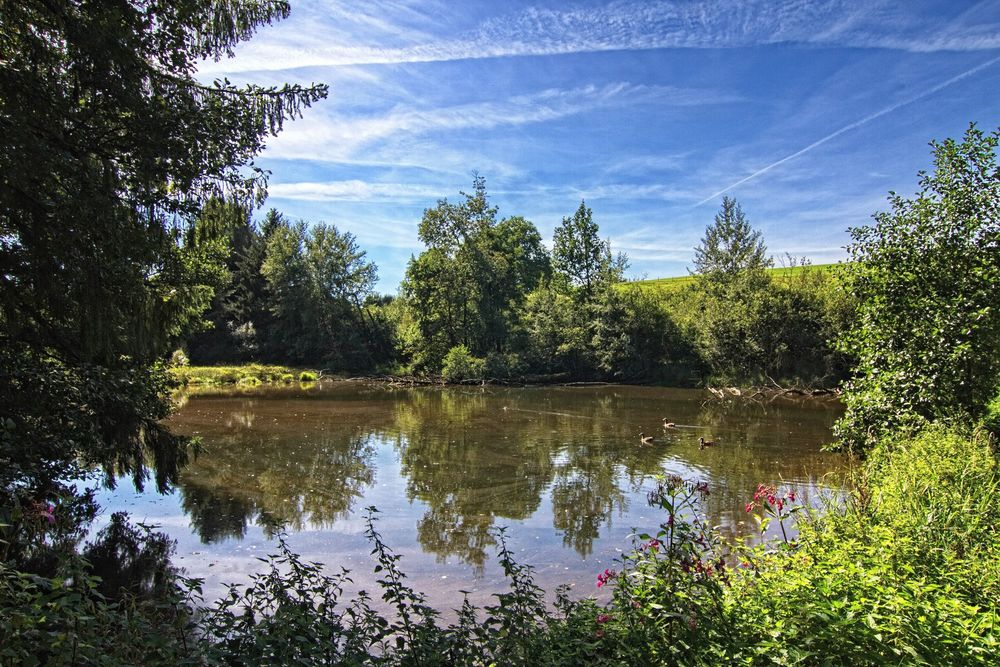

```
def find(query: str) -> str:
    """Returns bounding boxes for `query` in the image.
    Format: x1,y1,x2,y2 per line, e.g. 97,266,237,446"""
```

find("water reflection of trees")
166,385,845,562
389,388,689,563
172,396,377,542
684,396,846,542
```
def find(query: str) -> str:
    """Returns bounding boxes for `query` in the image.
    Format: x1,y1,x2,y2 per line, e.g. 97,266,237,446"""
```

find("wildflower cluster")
744,483,801,545
678,556,727,582
596,568,617,588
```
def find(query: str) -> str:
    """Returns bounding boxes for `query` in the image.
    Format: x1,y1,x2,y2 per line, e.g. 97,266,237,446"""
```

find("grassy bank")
625,262,841,296
168,364,320,386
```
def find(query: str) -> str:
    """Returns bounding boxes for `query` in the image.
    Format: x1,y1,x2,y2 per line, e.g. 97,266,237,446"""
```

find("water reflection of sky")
93,382,846,612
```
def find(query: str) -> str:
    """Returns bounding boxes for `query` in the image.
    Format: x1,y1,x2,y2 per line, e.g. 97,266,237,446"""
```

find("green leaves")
403,178,550,371
694,196,771,282
836,124,1000,454
552,201,626,299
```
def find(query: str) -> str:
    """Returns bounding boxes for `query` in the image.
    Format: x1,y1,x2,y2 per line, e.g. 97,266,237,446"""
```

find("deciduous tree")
836,124,1000,453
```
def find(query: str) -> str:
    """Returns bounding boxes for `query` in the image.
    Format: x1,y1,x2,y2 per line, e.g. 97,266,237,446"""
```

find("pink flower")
787,491,797,502
33,502,55,525
596,614,611,624
596,568,617,588
745,502,755,513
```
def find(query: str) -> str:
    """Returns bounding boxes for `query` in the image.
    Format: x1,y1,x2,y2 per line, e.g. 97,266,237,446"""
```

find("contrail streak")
697,54,1000,205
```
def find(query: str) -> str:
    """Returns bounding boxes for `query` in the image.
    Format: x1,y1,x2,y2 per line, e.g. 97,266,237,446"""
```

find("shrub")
835,125,1000,454
169,348,190,367
724,426,1000,664
982,390,1000,438
441,345,485,382
298,371,318,382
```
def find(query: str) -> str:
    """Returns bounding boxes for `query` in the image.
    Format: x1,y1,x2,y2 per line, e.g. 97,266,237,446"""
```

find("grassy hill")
625,262,843,295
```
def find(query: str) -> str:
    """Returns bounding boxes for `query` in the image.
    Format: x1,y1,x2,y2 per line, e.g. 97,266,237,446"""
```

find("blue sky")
198,0,1000,291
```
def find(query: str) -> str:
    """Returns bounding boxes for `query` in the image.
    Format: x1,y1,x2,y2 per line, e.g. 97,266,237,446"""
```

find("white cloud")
264,82,738,163
269,180,444,202
199,0,1000,75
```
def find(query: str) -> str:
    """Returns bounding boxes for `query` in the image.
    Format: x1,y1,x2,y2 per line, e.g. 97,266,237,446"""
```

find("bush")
835,125,1000,454
723,426,1000,664
298,371,317,382
441,345,485,382
169,348,190,367
982,390,1000,438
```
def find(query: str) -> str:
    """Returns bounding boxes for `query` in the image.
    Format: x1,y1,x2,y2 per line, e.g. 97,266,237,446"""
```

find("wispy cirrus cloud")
265,82,739,162
269,178,706,206
200,0,1000,74
697,53,1000,204
268,180,445,203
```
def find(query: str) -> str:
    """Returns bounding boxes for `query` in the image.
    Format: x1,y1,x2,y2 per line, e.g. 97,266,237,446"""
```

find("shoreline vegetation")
168,363,321,387
170,363,844,398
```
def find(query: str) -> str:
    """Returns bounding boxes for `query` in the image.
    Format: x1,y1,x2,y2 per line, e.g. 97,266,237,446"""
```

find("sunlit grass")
625,262,843,295
168,364,319,386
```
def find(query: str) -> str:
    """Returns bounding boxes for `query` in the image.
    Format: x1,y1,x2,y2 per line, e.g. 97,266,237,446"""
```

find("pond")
93,381,846,611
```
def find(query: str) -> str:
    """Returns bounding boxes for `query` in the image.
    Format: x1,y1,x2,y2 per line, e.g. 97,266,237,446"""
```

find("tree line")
182,182,853,388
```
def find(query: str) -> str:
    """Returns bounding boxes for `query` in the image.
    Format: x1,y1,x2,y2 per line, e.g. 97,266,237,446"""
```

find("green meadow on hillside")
626,262,843,295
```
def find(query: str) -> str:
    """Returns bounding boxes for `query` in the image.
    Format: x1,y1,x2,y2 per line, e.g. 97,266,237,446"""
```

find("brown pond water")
93,381,846,611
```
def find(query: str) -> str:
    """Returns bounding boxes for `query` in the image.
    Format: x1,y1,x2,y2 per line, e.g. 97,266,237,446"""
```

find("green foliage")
402,177,550,371
257,218,381,368
723,427,1000,664
674,230,850,387
169,348,190,367
298,371,318,382
590,287,689,382
441,345,485,382
982,390,1000,438
836,124,1000,454
0,0,325,503
694,196,771,281
596,477,729,664
521,283,588,375
169,363,315,386
0,511,196,667
552,201,627,298
862,427,1000,602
